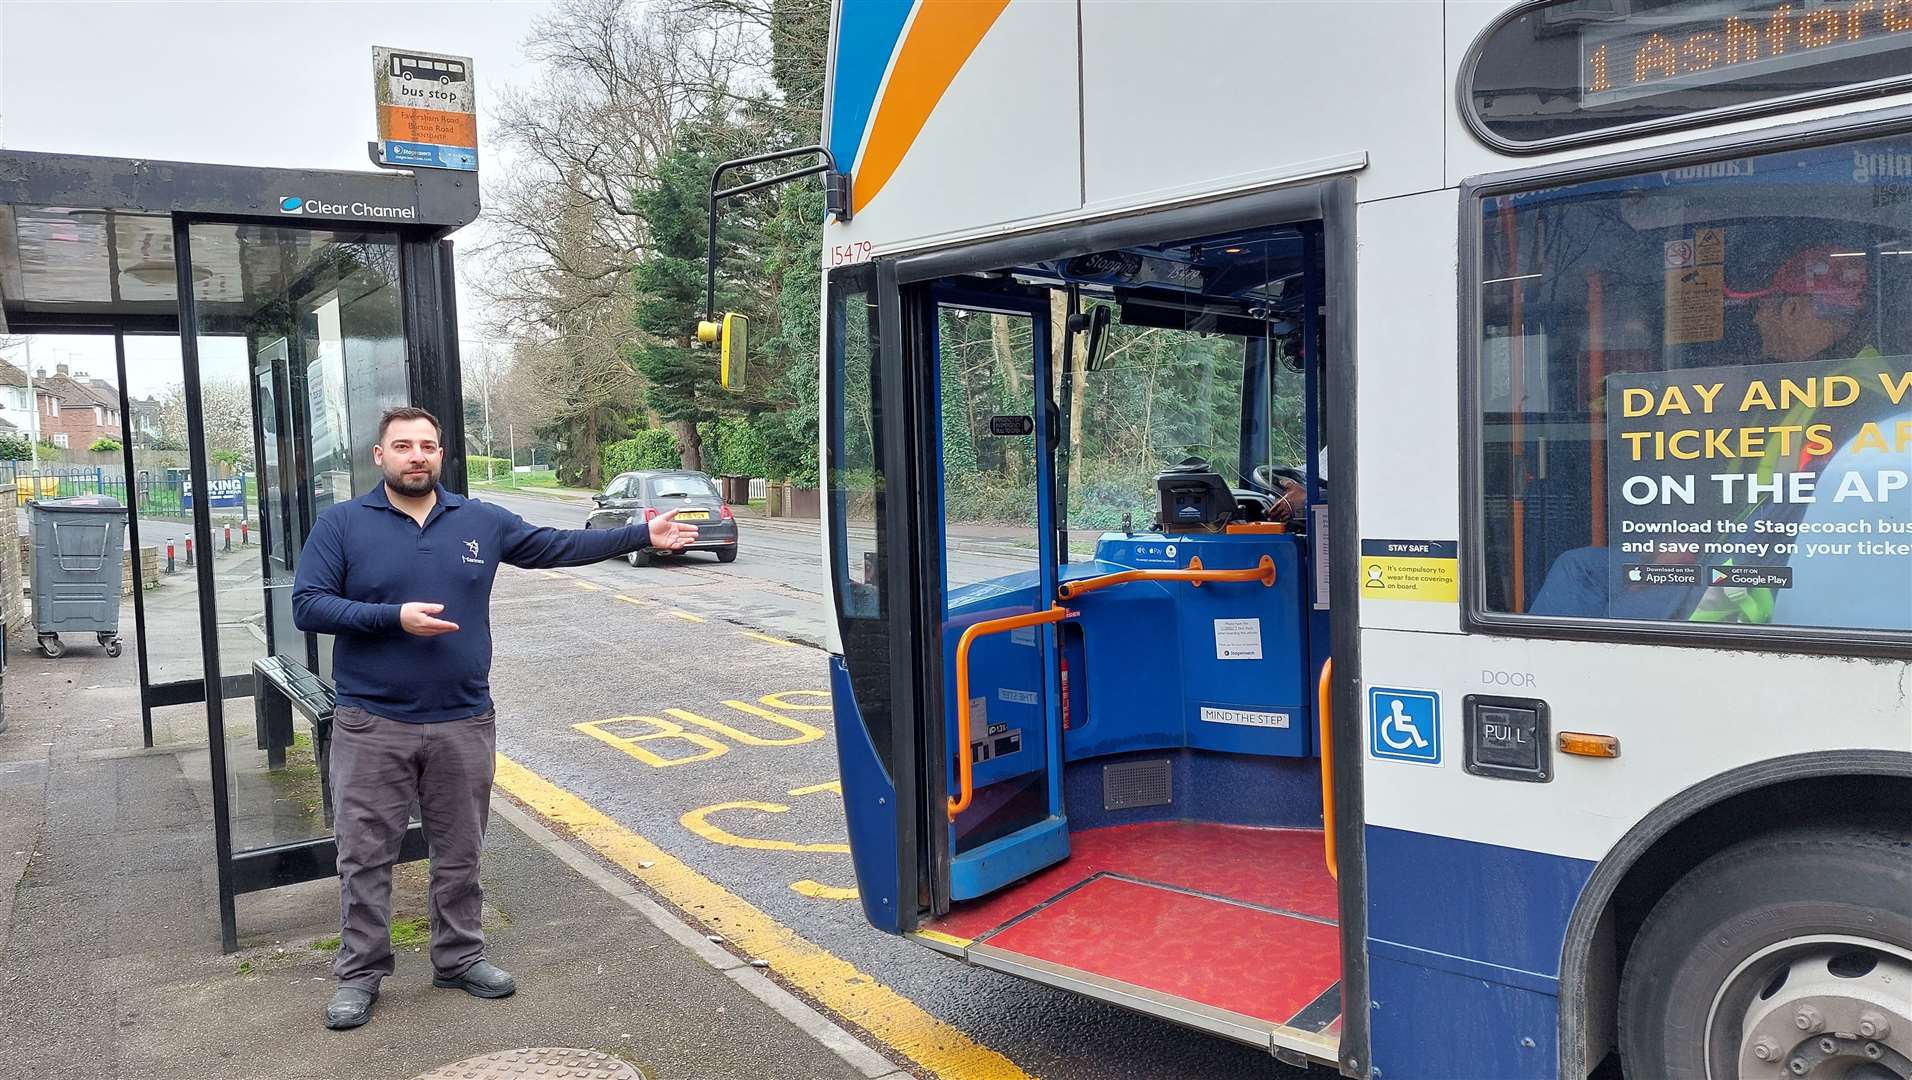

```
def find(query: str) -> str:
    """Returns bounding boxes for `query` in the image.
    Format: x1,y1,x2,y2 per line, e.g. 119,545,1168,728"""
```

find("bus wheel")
1618,827,1912,1080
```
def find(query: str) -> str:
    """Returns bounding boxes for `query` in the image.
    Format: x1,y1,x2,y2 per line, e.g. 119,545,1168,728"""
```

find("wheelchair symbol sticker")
1368,687,1441,765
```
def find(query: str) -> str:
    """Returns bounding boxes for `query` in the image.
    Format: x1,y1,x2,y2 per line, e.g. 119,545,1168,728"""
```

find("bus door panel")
929,285,1070,901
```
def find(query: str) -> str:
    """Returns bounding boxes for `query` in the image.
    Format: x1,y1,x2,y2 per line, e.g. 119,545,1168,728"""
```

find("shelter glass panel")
188,222,405,853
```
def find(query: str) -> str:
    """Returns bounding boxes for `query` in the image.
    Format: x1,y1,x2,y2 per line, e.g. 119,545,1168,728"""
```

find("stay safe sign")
373,47,478,172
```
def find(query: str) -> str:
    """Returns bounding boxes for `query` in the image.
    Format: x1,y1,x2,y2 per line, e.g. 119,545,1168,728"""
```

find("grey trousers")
328,704,496,992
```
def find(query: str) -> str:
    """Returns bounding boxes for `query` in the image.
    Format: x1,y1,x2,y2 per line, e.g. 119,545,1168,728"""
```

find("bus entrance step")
975,873,1341,1031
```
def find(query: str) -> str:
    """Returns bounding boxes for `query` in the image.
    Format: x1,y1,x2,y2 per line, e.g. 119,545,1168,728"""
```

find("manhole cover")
412,1047,644,1080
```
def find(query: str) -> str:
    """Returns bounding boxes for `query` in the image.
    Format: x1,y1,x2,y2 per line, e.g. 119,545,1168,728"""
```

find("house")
33,363,121,449
0,363,35,440
127,396,162,447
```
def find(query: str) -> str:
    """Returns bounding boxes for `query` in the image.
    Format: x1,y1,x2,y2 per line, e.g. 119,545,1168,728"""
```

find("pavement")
0,632,906,1080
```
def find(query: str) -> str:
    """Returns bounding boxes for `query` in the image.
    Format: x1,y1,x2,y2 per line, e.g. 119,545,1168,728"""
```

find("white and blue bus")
808,2,1912,1077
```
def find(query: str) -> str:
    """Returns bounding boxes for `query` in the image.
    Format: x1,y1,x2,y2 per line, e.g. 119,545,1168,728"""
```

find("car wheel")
717,547,738,564
1618,825,1912,1080
628,548,651,568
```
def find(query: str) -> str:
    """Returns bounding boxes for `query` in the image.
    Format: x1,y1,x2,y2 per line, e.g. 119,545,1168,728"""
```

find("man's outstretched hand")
400,602,460,636
647,509,700,552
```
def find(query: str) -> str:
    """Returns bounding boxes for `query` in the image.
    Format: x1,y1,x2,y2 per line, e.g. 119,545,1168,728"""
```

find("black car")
585,469,739,566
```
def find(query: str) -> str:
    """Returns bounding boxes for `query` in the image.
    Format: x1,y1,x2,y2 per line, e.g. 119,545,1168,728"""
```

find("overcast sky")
0,0,552,395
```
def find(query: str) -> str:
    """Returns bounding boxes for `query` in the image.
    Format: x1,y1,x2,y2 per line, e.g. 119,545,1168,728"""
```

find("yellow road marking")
742,631,799,647
680,800,850,853
761,690,831,712
614,594,649,606
575,716,727,768
574,580,603,592
788,780,842,797
791,880,860,901
689,702,823,746
668,610,706,623
914,928,974,950
541,570,567,580
492,755,1030,1080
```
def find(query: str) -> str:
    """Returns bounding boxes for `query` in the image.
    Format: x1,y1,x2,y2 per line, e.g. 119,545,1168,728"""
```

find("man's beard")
384,462,438,496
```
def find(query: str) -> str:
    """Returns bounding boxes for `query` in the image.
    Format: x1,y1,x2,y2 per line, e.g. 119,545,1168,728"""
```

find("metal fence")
0,462,250,518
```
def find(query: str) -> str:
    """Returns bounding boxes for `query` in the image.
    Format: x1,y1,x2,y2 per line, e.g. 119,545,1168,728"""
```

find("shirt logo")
463,539,485,565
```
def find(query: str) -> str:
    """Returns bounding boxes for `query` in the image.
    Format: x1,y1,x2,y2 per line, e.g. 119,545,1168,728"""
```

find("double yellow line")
493,755,1030,1080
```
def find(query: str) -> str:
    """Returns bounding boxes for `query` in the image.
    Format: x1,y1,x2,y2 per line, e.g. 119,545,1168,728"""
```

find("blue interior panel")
1062,532,1312,761
943,572,1052,798
1064,749,1325,832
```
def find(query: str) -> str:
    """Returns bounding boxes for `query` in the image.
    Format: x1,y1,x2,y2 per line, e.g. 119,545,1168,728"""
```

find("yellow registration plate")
675,510,711,521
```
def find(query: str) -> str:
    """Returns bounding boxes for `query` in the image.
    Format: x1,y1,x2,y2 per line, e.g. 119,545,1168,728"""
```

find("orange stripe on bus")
853,0,1010,215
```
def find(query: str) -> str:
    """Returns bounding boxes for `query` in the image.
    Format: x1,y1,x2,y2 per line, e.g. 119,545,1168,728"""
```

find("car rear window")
650,476,719,499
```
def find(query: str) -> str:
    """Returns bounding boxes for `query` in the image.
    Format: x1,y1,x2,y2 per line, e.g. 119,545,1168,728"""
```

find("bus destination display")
1583,1,1912,106
1465,0,1912,151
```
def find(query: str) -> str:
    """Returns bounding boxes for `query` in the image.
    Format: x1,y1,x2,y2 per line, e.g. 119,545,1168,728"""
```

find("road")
476,485,1313,1080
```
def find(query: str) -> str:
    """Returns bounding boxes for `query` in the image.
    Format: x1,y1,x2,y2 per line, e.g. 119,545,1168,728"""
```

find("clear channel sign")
373,47,478,172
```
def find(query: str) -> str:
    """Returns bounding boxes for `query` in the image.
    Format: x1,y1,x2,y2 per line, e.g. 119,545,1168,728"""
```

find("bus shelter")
0,150,475,949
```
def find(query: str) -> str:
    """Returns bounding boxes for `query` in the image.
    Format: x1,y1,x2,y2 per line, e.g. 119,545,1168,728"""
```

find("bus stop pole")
173,218,240,952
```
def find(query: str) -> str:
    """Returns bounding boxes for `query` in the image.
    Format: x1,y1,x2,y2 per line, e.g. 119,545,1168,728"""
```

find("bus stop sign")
373,46,478,172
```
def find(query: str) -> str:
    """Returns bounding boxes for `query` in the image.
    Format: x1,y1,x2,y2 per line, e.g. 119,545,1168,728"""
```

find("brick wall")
121,546,160,597
0,486,22,633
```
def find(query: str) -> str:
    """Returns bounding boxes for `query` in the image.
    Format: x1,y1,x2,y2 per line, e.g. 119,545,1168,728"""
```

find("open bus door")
827,190,1367,1071
923,283,1071,905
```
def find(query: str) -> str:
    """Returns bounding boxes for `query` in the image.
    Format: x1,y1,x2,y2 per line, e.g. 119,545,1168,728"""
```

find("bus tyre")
1618,826,1912,1080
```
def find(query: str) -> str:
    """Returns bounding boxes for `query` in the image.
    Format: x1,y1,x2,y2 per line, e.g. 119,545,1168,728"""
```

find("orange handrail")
1318,658,1338,880
1054,554,1275,602
949,605,1072,820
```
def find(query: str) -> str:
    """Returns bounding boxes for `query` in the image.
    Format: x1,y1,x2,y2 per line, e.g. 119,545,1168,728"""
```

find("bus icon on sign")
391,54,467,84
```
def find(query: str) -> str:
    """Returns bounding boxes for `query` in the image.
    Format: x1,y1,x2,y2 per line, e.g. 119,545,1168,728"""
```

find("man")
292,407,697,1031
1531,244,1875,619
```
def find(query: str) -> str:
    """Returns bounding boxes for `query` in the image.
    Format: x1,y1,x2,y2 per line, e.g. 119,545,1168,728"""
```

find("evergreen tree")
630,124,734,473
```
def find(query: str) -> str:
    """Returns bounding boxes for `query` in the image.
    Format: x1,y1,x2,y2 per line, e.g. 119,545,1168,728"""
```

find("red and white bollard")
241,522,251,547
223,524,233,553
185,538,195,568
165,542,176,575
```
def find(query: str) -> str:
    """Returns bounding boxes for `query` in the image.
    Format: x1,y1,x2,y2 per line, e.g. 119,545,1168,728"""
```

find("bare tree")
475,0,767,335
461,341,514,480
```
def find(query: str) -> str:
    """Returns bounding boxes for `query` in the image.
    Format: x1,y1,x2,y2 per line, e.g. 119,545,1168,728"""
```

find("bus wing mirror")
700,313,749,392
1084,305,1111,372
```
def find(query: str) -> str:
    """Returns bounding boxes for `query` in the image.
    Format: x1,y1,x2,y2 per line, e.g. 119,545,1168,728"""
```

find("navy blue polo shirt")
291,484,650,723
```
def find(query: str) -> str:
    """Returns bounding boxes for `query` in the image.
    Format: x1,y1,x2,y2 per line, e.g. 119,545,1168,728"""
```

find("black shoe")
433,959,516,999
324,986,377,1030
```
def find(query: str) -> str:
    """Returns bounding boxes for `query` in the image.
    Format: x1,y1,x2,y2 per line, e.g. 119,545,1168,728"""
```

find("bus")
804,2,1912,1078
390,53,467,84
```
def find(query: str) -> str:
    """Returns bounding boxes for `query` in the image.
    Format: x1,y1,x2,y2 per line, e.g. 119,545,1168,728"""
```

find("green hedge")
699,417,768,478
467,455,512,481
602,429,681,476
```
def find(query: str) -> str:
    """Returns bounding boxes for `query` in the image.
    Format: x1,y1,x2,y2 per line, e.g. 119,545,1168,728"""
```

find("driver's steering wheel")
1252,465,1315,492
